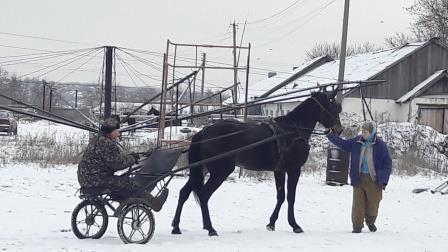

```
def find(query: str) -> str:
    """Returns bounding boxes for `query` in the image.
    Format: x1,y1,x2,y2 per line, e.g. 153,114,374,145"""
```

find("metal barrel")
326,144,349,186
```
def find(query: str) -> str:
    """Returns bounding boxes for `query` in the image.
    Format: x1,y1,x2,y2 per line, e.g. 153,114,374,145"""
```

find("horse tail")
188,130,204,203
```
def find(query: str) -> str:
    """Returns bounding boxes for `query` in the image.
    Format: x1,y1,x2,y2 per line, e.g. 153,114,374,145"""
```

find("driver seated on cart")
77,117,167,211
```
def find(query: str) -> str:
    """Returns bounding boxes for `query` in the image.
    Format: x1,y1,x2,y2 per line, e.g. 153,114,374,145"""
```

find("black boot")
367,224,377,232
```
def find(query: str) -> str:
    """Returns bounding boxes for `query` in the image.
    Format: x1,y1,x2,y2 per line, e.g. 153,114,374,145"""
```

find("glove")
130,152,140,164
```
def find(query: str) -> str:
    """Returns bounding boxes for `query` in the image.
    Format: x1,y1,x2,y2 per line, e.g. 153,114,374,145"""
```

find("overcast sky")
0,0,415,90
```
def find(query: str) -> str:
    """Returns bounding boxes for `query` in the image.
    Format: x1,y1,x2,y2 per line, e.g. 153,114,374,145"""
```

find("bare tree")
305,41,381,61
384,32,417,47
406,0,448,43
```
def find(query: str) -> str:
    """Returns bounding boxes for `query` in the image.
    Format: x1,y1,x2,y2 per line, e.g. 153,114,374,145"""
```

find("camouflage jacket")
77,134,135,188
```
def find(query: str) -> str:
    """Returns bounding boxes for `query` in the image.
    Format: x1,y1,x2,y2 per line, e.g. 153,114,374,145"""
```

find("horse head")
310,88,342,134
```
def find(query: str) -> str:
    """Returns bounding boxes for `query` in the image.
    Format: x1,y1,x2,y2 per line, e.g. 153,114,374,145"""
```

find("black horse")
171,90,342,236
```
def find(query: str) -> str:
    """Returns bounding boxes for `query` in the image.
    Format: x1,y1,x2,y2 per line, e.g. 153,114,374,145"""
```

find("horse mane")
282,95,316,122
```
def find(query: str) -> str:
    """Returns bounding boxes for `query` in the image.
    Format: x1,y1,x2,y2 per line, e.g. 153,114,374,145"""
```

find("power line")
257,0,337,47
0,31,100,46
115,51,162,87
0,47,100,66
20,48,100,78
56,49,103,82
115,53,140,88
247,0,307,24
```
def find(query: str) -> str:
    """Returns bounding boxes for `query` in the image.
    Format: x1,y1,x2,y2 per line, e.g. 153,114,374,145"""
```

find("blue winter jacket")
327,133,392,189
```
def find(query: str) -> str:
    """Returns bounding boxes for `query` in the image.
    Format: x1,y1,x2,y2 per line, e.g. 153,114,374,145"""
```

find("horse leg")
198,165,234,236
286,169,303,233
171,179,194,234
266,170,286,231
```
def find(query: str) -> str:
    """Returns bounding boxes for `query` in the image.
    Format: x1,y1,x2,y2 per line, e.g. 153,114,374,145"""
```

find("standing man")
327,122,392,233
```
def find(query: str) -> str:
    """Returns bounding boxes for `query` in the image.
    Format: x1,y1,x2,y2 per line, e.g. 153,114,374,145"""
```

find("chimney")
268,72,277,78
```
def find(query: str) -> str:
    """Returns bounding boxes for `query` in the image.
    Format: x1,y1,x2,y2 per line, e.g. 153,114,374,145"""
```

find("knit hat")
101,117,120,134
361,122,375,133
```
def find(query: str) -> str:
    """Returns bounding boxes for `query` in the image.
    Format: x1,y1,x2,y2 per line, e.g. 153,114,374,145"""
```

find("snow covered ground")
0,164,447,252
1,119,448,251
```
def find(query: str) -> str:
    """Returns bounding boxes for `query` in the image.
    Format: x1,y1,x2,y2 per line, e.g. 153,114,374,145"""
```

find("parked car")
0,110,18,135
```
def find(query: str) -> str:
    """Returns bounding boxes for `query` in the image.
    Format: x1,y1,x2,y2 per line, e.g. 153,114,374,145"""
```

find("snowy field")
0,164,447,252
1,120,448,251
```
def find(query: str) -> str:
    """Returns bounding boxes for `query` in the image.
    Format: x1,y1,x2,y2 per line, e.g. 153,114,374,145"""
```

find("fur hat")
101,117,120,134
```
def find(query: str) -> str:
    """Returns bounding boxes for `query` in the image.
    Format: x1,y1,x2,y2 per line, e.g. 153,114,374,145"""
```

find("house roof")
264,41,428,103
396,69,448,103
223,55,331,105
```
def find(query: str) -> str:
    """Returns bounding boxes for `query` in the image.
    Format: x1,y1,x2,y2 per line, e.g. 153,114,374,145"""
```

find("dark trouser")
352,174,382,230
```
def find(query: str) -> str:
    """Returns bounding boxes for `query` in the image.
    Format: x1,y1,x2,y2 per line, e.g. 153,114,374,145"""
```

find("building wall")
342,96,448,125
342,97,409,122
347,41,448,100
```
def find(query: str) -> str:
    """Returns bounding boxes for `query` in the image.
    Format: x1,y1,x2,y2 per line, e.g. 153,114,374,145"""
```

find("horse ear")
329,86,339,99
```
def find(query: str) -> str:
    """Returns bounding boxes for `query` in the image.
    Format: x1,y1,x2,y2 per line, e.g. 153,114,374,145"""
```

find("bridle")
310,96,338,123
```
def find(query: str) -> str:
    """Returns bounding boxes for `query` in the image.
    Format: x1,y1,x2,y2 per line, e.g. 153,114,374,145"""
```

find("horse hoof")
293,227,304,233
266,224,275,231
172,227,182,235
208,230,219,236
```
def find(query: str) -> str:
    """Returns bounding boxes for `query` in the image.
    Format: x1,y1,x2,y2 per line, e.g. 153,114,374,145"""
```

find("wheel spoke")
138,209,146,221
137,228,146,239
83,206,88,217
93,222,101,228
140,215,149,225
76,219,86,224
91,208,100,217
128,229,136,241
133,208,139,221
86,224,91,236
140,218,148,226
123,220,133,226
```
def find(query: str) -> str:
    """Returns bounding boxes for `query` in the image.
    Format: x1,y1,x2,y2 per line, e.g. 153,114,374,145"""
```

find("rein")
311,96,337,122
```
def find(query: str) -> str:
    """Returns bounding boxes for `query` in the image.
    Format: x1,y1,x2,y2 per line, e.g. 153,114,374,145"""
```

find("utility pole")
244,43,251,121
232,21,238,105
104,46,114,119
49,88,53,113
337,0,350,103
42,80,46,111
75,90,78,108
200,53,206,112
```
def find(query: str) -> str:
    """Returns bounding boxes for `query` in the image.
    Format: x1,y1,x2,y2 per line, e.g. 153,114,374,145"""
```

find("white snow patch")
0,165,447,251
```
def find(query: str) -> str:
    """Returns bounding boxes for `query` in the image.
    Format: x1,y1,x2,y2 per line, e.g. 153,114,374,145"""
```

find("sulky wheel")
117,203,155,244
71,200,108,239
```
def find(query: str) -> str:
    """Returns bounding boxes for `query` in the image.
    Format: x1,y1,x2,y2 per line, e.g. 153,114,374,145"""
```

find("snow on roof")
396,69,447,103
264,42,427,103
223,55,330,105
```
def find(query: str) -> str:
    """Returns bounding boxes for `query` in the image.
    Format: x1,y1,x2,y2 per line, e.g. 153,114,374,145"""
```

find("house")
243,38,448,134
